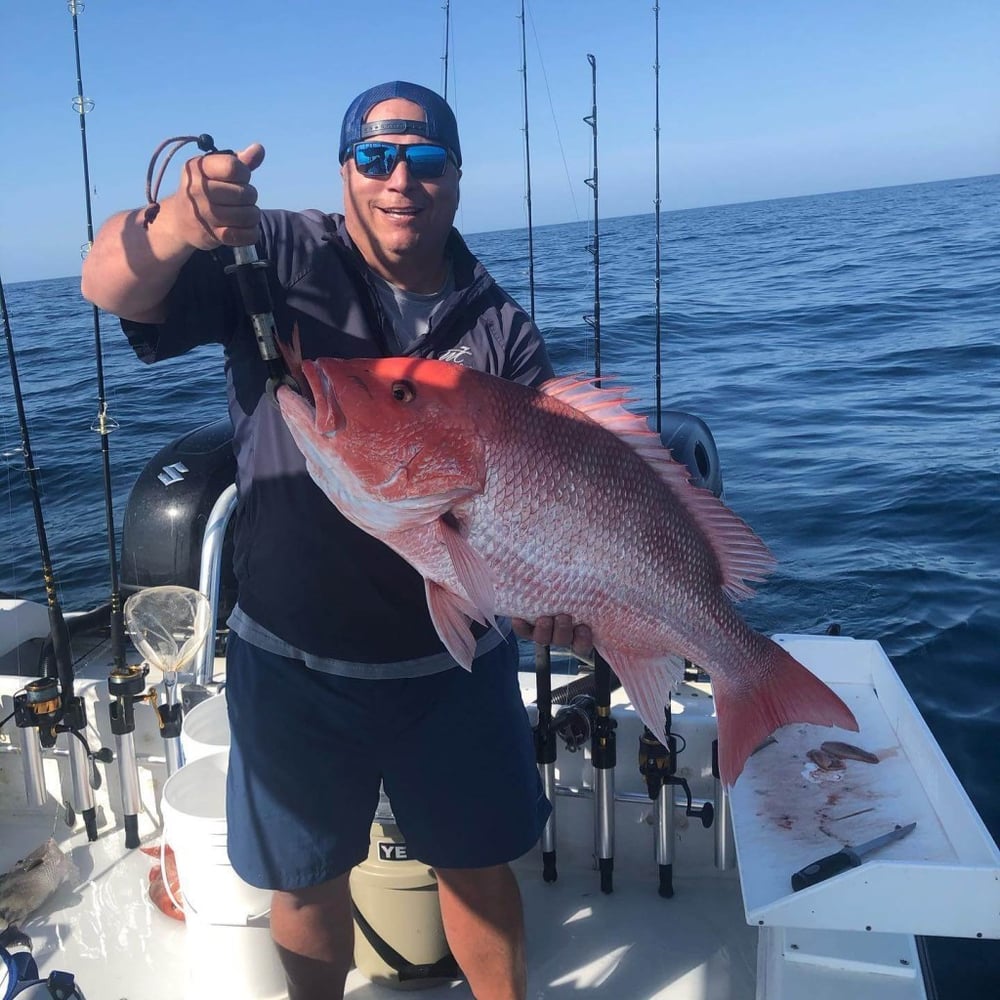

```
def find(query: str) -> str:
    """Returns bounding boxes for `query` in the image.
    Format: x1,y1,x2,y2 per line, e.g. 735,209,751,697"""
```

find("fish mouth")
301,361,344,435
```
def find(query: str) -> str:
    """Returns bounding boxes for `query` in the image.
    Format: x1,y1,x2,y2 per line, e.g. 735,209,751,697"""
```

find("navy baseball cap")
339,81,462,167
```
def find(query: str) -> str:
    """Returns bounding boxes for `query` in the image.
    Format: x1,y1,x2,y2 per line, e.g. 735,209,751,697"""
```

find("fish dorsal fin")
540,375,776,599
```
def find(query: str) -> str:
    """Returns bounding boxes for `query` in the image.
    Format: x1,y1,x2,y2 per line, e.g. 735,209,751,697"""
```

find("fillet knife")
790,821,917,891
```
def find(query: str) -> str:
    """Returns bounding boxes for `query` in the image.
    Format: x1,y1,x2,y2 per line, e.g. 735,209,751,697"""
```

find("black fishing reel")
13,679,62,749
107,663,150,737
14,678,112,797
552,694,595,751
639,726,713,830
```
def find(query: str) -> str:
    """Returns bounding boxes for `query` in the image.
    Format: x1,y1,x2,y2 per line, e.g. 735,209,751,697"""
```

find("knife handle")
790,848,861,891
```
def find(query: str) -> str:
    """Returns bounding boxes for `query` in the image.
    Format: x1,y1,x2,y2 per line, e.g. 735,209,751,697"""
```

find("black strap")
352,902,459,983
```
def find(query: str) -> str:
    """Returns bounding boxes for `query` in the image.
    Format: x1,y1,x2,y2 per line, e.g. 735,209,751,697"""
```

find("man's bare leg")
435,863,527,1000
270,873,354,1000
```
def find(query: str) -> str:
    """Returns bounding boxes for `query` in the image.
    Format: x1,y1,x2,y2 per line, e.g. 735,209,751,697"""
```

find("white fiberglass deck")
3,622,997,999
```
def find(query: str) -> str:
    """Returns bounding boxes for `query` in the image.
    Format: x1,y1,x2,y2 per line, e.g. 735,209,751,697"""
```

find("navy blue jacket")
122,210,553,662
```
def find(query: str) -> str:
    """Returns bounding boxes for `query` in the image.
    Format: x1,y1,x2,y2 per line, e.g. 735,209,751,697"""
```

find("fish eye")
391,380,415,402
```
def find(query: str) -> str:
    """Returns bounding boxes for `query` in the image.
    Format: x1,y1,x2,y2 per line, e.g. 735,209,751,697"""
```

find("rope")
143,134,220,228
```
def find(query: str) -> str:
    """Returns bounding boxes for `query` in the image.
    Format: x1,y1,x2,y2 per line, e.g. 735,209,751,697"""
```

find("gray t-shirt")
371,265,456,350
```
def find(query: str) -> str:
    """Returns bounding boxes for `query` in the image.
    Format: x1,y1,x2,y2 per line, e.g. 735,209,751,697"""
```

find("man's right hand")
163,143,265,251
81,142,266,322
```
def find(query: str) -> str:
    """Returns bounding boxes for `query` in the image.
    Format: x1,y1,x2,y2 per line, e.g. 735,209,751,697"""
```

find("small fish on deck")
807,747,846,771
0,838,78,944
820,741,880,764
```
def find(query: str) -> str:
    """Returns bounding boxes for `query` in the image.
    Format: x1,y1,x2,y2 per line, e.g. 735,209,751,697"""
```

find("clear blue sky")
1,0,997,283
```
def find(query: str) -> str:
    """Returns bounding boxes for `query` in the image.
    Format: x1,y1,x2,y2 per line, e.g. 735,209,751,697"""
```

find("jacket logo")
438,346,472,365
158,462,189,486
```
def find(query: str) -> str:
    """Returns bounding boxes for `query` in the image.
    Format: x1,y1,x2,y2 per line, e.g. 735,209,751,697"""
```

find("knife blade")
790,821,917,892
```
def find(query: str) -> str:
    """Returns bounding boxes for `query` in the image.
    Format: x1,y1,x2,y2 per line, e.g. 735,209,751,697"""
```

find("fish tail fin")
712,636,858,786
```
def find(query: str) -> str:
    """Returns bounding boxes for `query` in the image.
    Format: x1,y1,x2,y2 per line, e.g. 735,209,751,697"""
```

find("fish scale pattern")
462,379,747,664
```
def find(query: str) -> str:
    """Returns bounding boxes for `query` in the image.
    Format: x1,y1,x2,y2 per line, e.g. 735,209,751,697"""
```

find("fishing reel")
13,678,111,836
106,664,151,737
551,694,595,751
639,725,713,830
12,680,62,750
13,680,111,774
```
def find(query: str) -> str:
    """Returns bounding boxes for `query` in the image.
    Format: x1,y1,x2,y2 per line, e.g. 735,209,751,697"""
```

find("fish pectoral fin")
436,516,499,632
425,579,482,671
10,857,44,876
600,648,686,737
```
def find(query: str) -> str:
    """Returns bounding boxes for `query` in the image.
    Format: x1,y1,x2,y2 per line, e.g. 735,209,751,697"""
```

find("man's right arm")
81,143,265,323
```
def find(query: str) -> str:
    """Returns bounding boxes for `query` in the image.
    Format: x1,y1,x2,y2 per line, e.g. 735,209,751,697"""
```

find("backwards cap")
339,81,462,167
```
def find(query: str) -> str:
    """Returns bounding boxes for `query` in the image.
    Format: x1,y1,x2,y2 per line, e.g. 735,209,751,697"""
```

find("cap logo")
361,119,429,139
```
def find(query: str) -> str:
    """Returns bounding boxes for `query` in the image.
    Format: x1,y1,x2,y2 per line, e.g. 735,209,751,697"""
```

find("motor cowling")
120,418,237,630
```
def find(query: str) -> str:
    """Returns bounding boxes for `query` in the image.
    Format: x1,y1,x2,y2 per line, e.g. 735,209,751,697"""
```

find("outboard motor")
659,409,723,498
120,418,238,633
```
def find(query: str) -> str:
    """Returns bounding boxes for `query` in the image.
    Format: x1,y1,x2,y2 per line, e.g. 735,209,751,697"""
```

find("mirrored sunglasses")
349,141,456,180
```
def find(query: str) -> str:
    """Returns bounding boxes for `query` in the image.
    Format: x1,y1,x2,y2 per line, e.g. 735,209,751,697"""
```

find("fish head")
277,356,488,529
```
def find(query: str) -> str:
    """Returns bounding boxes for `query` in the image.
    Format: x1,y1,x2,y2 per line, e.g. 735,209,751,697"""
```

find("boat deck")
2,809,757,1000
2,617,998,999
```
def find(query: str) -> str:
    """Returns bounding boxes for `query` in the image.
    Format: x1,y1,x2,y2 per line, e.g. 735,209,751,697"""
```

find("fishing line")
444,6,464,235
1,377,23,599
527,3,581,224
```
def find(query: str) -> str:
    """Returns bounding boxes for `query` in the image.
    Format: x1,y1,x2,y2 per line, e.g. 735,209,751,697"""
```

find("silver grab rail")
194,483,238,686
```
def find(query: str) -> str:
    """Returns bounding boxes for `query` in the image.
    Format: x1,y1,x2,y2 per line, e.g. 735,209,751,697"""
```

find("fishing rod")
517,0,555,885
582,53,616,895
583,55,601,382
441,0,451,102
1,276,102,841
653,2,663,432
519,0,536,318
69,0,143,847
69,1,125,673
642,1,675,898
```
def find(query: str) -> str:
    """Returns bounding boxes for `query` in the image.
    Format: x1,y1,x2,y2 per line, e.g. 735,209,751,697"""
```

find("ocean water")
2,174,998,992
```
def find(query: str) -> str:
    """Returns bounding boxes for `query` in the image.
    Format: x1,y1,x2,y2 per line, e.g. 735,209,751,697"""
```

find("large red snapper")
277,357,857,784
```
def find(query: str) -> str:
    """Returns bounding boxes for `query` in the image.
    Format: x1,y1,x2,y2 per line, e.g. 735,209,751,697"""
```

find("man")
82,81,589,1000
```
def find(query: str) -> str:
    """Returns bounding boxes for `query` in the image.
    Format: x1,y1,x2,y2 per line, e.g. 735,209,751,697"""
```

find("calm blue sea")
3,174,998,991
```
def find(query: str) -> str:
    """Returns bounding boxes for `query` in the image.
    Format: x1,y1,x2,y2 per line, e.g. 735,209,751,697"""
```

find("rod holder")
109,663,149,848
713,739,735,869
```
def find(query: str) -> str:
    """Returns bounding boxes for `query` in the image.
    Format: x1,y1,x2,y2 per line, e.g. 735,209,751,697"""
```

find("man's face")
341,98,460,287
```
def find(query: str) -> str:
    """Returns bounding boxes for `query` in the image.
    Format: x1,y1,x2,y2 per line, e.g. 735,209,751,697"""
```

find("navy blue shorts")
224,632,550,890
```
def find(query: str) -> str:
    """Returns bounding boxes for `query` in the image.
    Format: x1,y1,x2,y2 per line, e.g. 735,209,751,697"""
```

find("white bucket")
161,752,286,1000
180,691,230,763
